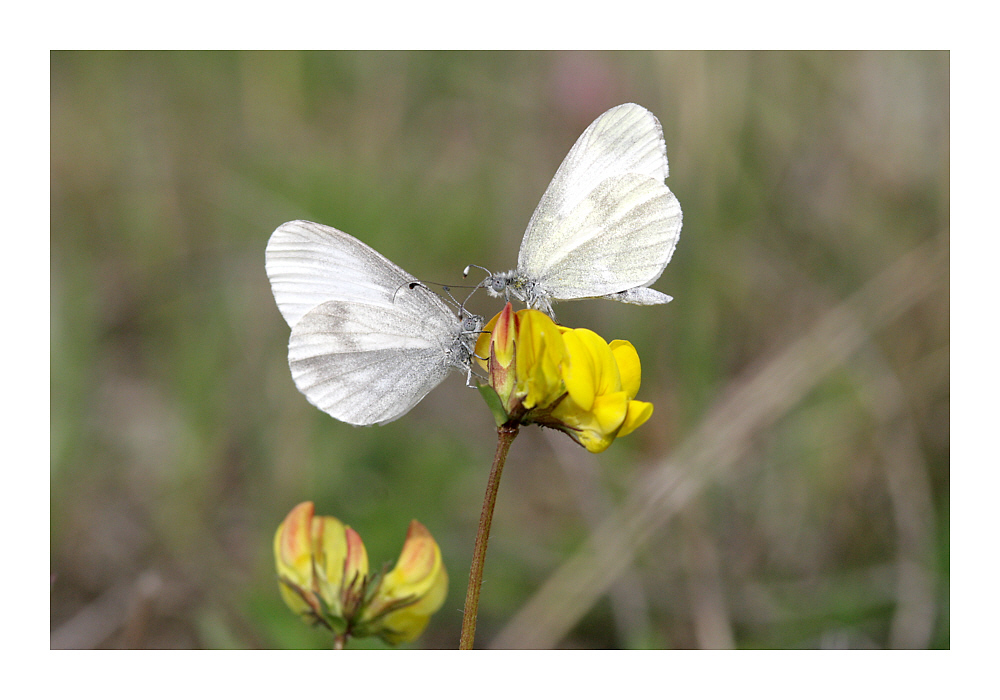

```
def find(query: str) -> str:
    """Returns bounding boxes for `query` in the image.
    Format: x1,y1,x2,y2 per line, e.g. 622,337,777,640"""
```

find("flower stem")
333,633,347,650
459,421,519,649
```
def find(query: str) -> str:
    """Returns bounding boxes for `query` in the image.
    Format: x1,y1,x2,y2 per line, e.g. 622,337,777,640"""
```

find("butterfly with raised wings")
471,102,683,318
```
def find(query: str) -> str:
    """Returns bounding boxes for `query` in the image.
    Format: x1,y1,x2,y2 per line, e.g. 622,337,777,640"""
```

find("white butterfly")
473,103,682,317
266,220,483,426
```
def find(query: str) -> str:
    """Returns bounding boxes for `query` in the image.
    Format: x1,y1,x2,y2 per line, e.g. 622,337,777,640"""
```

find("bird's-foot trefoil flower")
274,502,447,648
475,303,653,453
461,304,656,648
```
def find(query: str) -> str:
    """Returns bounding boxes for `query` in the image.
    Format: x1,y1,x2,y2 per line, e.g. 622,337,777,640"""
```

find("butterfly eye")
490,278,506,293
462,316,479,332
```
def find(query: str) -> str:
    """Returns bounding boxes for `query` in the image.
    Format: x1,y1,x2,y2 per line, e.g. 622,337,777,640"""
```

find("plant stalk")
459,421,519,649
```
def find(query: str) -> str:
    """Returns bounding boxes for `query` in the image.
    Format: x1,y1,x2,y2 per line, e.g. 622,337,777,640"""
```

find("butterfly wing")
266,220,466,425
288,298,457,425
266,219,455,328
517,103,682,301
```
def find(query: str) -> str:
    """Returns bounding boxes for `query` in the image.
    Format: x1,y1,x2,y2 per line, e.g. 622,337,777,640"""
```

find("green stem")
459,421,519,649
333,632,347,650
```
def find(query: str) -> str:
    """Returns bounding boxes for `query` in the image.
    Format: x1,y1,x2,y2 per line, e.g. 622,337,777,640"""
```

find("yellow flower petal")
277,576,316,619
311,515,349,614
475,314,499,372
274,501,316,589
560,331,597,411
617,400,654,438
375,610,431,645
609,340,641,399
564,329,622,401
551,390,629,453
575,427,616,454
274,502,323,619
381,521,442,600
581,329,621,397
515,310,566,410
590,390,630,435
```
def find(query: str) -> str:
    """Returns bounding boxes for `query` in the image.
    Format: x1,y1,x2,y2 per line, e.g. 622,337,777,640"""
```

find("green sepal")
477,383,509,427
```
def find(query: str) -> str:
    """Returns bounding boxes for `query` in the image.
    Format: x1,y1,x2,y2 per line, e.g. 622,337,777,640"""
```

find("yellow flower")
274,504,446,645
274,502,369,629
552,332,653,452
478,304,653,453
358,520,449,644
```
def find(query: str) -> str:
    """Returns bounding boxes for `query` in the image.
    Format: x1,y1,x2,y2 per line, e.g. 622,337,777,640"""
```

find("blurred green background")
50,51,949,649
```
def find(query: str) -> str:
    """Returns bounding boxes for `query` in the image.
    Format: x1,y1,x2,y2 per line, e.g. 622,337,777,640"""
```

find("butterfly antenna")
463,264,492,279
460,284,484,314
400,280,484,329
394,280,431,303
461,264,494,305
439,285,465,310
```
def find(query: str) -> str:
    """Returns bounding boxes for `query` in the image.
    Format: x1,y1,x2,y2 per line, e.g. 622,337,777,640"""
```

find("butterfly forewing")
266,220,453,329
518,103,669,264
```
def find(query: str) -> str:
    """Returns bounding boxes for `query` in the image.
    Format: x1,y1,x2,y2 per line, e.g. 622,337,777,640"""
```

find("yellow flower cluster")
274,502,447,645
476,304,653,453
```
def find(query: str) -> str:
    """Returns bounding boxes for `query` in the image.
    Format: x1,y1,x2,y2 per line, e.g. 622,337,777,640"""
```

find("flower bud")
359,520,449,644
274,501,370,629
486,303,518,413
274,504,447,646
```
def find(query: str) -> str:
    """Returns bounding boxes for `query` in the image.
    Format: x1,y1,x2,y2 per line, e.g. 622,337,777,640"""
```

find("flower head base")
476,304,653,453
274,502,447,646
